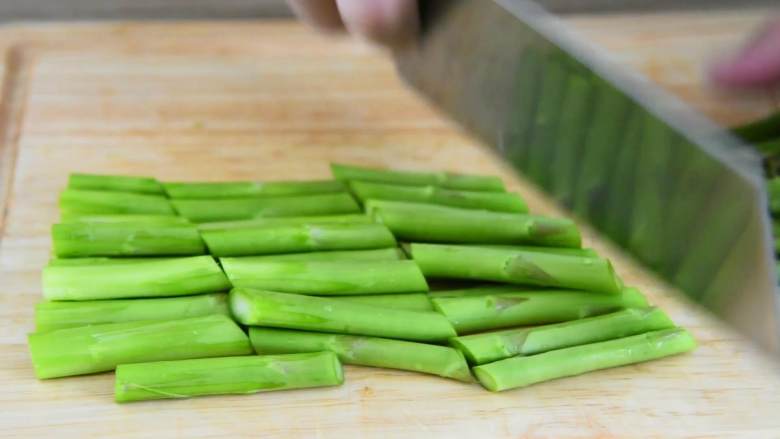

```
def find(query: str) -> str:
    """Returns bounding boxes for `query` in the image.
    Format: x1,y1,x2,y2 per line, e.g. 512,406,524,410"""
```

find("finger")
712,20,780,88
287,0,345,33
335,0,419,48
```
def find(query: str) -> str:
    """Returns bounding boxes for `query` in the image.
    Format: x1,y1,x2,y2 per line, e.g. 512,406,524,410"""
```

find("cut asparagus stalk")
471,244,598,257
60,189,175,216
68,173,164,195
43,255,231,300
28,314,252,379
431,287,648,333
115,352,343,402
332,293,432,311
367,200,581,247
451,307,675,364
60,214,190,224
34,293,229,332
410,243,622,294
52,222,206,257
222,248,404,263
230,288,456,342
171,193,360,223
220,259,428,295
472,328,696,391
349,180,527,213
47,256,175,267
163,179,346,199
197,214,371,231
201,223,396,257
249,328,472,382
331,163,506,192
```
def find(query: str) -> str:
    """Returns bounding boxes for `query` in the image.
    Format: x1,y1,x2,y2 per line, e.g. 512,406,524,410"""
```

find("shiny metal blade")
394,0,779,351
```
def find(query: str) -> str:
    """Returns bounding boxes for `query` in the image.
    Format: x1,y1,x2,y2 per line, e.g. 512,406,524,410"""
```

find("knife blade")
393,0,780,351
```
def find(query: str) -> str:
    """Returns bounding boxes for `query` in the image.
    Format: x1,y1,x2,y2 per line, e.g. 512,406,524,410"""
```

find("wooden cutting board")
2,11,780,438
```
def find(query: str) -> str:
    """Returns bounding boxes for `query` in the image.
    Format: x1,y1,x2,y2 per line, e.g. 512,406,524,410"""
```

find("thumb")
711,19,780,88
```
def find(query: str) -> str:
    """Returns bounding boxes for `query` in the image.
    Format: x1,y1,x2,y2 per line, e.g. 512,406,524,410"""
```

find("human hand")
712,19,780,89
286,0,419,48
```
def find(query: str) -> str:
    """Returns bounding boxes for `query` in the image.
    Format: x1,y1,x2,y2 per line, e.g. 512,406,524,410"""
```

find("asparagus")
43,255,231,300
220,259,428,295
331,163,506,192
115,352,344,402
472,245,598,257
60,214,190,224
201,223,396,256
451,307,674,364
349,180,527,213
68,173,163,195
34,293,229,332
52,222,206,257
197,214,371,231
60,189,175,216
332,293,433,311
163,179,346,199
430,287,648,333
249,328,472,382
410,243,622,294
46,256,175,267
367,200,581,247
227,248,404,262
28,315,252,379
472,328,696,391
171,193,361,223
230,288,456,341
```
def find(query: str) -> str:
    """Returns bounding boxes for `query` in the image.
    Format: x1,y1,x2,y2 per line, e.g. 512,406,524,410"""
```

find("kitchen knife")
393,0,779,351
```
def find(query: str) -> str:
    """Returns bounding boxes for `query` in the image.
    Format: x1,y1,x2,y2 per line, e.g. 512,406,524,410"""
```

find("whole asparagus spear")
115,352,344,402
201,223,396,256
52,222,206,257
163,179,345,199
68,173,164,195
43,255,231,300
249,328,472,382
472,328,696,391
60,189,175,216
332,293,432,311
431,287,648,333
34,293,229,332
451,307,674,364
410,243,622,294
197,214,371,231
331,163,506,192
28,315,252,379
230,288,456,342
349,180,527,212
367,200,581,247
171,193,361,222
226,248,404,262
220,259,428,295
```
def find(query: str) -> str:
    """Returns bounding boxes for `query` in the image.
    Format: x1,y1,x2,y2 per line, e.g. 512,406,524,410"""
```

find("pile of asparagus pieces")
29,163,695,402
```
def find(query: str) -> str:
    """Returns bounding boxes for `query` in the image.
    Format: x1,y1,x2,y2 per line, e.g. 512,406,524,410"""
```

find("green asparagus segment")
473,328,696,391
230,288,456,341
227,248,404,263
34,293,229,332
331,163,506,192
47,256,177,267
332,293,433,311
249,328,472,382
220,259,428,295
68,173,164,195
60,214,190,225
197,214,371,231
367,200,581,247
115,352,343,402
28,315,252,379
431,287,648,333
52,222,206,257
473,245,598,257
171,193,361,223
349,180,527,213
451,307,675,364
43,255,231,300
201,223,396,257
163,179,345,199
60,189,175,216
410,243,622,294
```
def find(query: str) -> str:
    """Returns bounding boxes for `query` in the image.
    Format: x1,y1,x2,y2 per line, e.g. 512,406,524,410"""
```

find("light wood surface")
1,15,779,438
